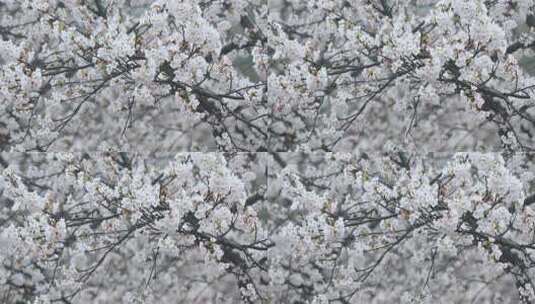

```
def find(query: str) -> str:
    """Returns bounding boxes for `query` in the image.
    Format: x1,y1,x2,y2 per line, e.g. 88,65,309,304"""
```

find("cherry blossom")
2,0,535,303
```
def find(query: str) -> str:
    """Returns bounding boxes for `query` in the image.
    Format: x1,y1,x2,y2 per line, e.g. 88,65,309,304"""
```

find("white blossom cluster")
268,0,535,152
1,153,270,303
1,152,535,303
1,0,535,152
2,0,535,304
0,0,268,152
